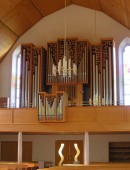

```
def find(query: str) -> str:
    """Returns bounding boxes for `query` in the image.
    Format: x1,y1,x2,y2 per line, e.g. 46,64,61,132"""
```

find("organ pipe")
20,44,46,108
20,37,114,113
101,38,114,105
91,44,101,106
20,44,33,107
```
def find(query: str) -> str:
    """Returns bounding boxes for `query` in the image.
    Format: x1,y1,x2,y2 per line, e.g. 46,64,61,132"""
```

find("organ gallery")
20,37,114,121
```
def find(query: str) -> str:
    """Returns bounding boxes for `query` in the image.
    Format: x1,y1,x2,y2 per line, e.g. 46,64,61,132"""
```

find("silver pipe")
21,48,25,107
93,54,96,105
102,68,106,105
96,64,98,105
109,46,112,105
106,59,109,105
48,46,51,83
32,74,35,107
38,54,40,91
25,60,28,107
35,65,38,107
84,47,88,82
27,70,30,107
98,73,101,105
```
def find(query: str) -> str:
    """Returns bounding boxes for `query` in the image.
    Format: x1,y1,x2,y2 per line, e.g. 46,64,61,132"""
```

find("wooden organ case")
20,44,46,108
46,38,91,106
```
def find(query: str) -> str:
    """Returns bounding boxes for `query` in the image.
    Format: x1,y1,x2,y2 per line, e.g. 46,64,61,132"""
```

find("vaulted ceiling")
0,0,130,62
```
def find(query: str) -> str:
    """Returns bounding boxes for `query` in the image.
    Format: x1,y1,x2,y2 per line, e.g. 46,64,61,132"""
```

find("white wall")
0,4,130,97
0,133,130,164
89,134,130,162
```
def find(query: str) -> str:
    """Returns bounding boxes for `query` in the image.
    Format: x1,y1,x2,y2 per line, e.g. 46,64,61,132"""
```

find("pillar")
18,132,22,163
84,132,89,164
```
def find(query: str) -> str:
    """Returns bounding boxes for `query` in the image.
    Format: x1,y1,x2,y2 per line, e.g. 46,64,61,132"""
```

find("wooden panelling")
126,106,130,121
67,106,127,123
67,106,97,122
1,106,130,132
0,109,12,124
13,108,38,124
31,0,72,16
97,106,126,122
1,141,32,162
0,22,18,62
0,0,22,19
100,0,128,26
125,0,130,12
1,0,42,36
71,0,102,11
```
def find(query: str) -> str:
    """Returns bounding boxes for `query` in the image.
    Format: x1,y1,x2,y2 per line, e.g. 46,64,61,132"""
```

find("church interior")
0,0,130,169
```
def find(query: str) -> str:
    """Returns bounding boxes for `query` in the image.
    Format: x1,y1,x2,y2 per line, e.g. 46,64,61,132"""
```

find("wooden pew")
37,163,130,170
0,162,38,170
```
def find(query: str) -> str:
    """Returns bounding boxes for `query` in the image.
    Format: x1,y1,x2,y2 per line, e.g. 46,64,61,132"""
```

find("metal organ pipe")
21,48,25,107
93,54,96,105
84,47,87,82
109,46,112,105
105,59,109,105
25,55,28,107
96,62,98,105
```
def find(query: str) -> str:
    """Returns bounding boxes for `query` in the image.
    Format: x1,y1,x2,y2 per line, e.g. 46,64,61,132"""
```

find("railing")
0,97,128,108
38,91,68,122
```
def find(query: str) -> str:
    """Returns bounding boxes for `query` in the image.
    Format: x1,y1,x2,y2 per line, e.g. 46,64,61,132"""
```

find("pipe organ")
57,38,77,84
90,38,114,106
47,38,90,85
91,43,101,106
57,85,77,101
46,37,114,108
47,38,90,104
101,39,114,105
20,44,46,108
47,42,57,84
38,91,68,122
77,40,90,84
19,37,114,122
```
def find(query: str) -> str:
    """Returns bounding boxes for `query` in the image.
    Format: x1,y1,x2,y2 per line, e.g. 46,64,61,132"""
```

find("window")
118,38,130,105
11,45,21,108
123,46,130,105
